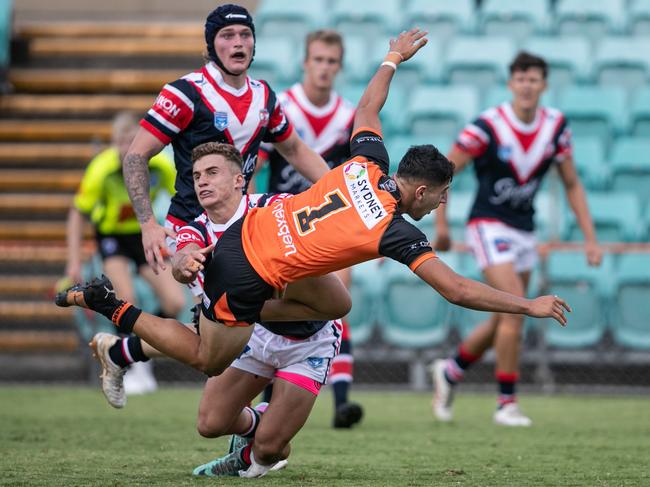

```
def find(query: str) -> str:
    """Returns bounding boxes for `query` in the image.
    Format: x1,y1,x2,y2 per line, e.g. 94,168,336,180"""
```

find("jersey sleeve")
349,128,390,173
454,118,491,158
140,79,196,145
73,153,110,215
175,221,207,251
553,116,573,163
379,214,437,271
261,84,293,144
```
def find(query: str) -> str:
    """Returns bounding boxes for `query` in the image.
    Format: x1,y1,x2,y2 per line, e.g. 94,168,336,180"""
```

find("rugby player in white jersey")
432,52,603,427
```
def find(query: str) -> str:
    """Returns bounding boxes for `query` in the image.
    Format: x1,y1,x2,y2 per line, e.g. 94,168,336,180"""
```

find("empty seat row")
256,0,650,44
350,250,650,350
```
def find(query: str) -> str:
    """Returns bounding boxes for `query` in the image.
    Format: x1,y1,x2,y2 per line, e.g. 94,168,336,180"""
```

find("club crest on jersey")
344,162,367,181
497,145,512,162
494,238,511,252
214,111,229,131
259,108,270,126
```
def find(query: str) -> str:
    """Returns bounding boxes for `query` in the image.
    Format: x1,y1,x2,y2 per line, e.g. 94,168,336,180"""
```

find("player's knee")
162,295,186,318
192,356,227,377
196,410,228,438
499,315,525,337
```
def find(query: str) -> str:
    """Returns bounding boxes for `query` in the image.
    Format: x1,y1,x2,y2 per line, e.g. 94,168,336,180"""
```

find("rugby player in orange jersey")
56,29,570,403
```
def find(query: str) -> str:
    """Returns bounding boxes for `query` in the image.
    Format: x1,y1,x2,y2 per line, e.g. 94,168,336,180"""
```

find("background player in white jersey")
258,29,362,429
432,52,603,427
121,3,330,274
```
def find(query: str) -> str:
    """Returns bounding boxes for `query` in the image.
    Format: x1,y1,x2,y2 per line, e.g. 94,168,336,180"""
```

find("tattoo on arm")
124,153,154,224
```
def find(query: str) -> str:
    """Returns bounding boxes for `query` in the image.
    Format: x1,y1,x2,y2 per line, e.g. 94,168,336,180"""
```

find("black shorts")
96,233,147,268
201,217,274,326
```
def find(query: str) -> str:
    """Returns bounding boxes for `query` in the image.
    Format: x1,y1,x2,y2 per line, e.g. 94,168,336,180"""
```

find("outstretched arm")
353,28,428,135
414,257,571,326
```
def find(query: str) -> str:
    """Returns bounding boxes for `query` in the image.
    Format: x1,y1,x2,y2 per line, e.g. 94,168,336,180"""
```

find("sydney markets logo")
343,162,386,229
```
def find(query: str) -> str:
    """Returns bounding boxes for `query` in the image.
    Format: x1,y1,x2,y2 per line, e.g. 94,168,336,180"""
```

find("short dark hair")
191,142,243,171
396,145,454,186
304,29,344,63
509,51,548,79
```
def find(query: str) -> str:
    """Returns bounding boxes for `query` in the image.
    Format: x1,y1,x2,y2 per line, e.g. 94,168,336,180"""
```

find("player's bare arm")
434,147,473,251
171,243,215,284
273,130,329,183
353,28,428,134
123,128,172,273
414,257,571,326
556,156,603,266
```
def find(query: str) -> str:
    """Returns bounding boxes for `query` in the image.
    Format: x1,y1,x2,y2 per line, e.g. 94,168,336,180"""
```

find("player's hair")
396,145,454,186
191,142,243,171
509,51,548,79
111,111,139,141
304,29,344,63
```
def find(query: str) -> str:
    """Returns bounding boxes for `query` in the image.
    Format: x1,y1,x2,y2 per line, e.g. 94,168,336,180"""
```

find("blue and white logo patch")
497,145,512,162
307,357,324,368
214,111,229,131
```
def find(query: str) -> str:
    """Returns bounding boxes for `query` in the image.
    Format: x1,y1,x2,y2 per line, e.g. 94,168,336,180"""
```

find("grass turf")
1,387,648,486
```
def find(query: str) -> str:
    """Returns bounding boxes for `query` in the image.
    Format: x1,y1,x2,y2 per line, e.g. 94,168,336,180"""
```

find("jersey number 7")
293,190,350,236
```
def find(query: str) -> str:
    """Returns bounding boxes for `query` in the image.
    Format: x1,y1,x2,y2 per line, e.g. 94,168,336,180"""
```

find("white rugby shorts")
466,219,538,273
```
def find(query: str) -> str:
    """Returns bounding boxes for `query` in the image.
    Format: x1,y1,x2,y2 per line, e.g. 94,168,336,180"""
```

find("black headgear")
205,4,256,76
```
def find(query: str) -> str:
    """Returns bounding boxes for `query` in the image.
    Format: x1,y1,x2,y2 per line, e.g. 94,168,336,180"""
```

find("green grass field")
1,387,648,486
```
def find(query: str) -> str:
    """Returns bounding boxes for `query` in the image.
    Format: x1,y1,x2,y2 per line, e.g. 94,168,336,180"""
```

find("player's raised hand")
527,294,571,327
388,28,428,63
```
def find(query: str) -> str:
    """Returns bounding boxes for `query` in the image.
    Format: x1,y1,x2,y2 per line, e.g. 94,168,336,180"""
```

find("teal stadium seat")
629,87,650,136
610,137,650,210
405,86,479,140
379,257,451,348
386,135,453,174
442,37,515,92
611,253,650,349
348,260,385,345
449,251,491,339
571,136,610,190
331,0,401,42
524,37,592,88
0,0,11,69
555,0,625,41
404,0,475,44
593,37,650,92
444,190,474,243
542,251,614,348
556,86,627,143
628,0,650,36
248,38,298,87
339,36,372,85
562,192,643,242
255,0,327,45
480,0,551,42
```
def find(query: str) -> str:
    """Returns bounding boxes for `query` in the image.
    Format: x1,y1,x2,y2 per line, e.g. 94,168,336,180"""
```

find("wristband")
381,61,397,71
384,51,403,65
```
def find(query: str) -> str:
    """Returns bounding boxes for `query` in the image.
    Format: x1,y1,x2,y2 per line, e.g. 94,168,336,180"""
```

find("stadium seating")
248,37,298,87
0,0,10,71
379,258,451,348
555,0,625,40
562,192,644,242
403,0,475,43
349,259,385,345
386,135,453,174
444,191,474,242
627,0,650,36
628,87,650,136
610,137,650,210
479,0,551,42
339,36,372,85
405,86,479,140
255,0,327,44
449,251,492,339
571,136,610,190
611,253,650,349
368,36,442,87
523,36,592,88
330,0,402,41
556,86,627,143
592,37,650,92
441,36,515,92
542,251,614,348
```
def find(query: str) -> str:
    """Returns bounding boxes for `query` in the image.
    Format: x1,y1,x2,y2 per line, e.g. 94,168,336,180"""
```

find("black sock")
112,303,142,334
333,381,349,409
107,336,149,368
241,407,261,439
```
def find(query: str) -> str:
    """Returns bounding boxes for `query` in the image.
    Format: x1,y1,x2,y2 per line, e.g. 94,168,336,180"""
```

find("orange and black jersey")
241,128,437,289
